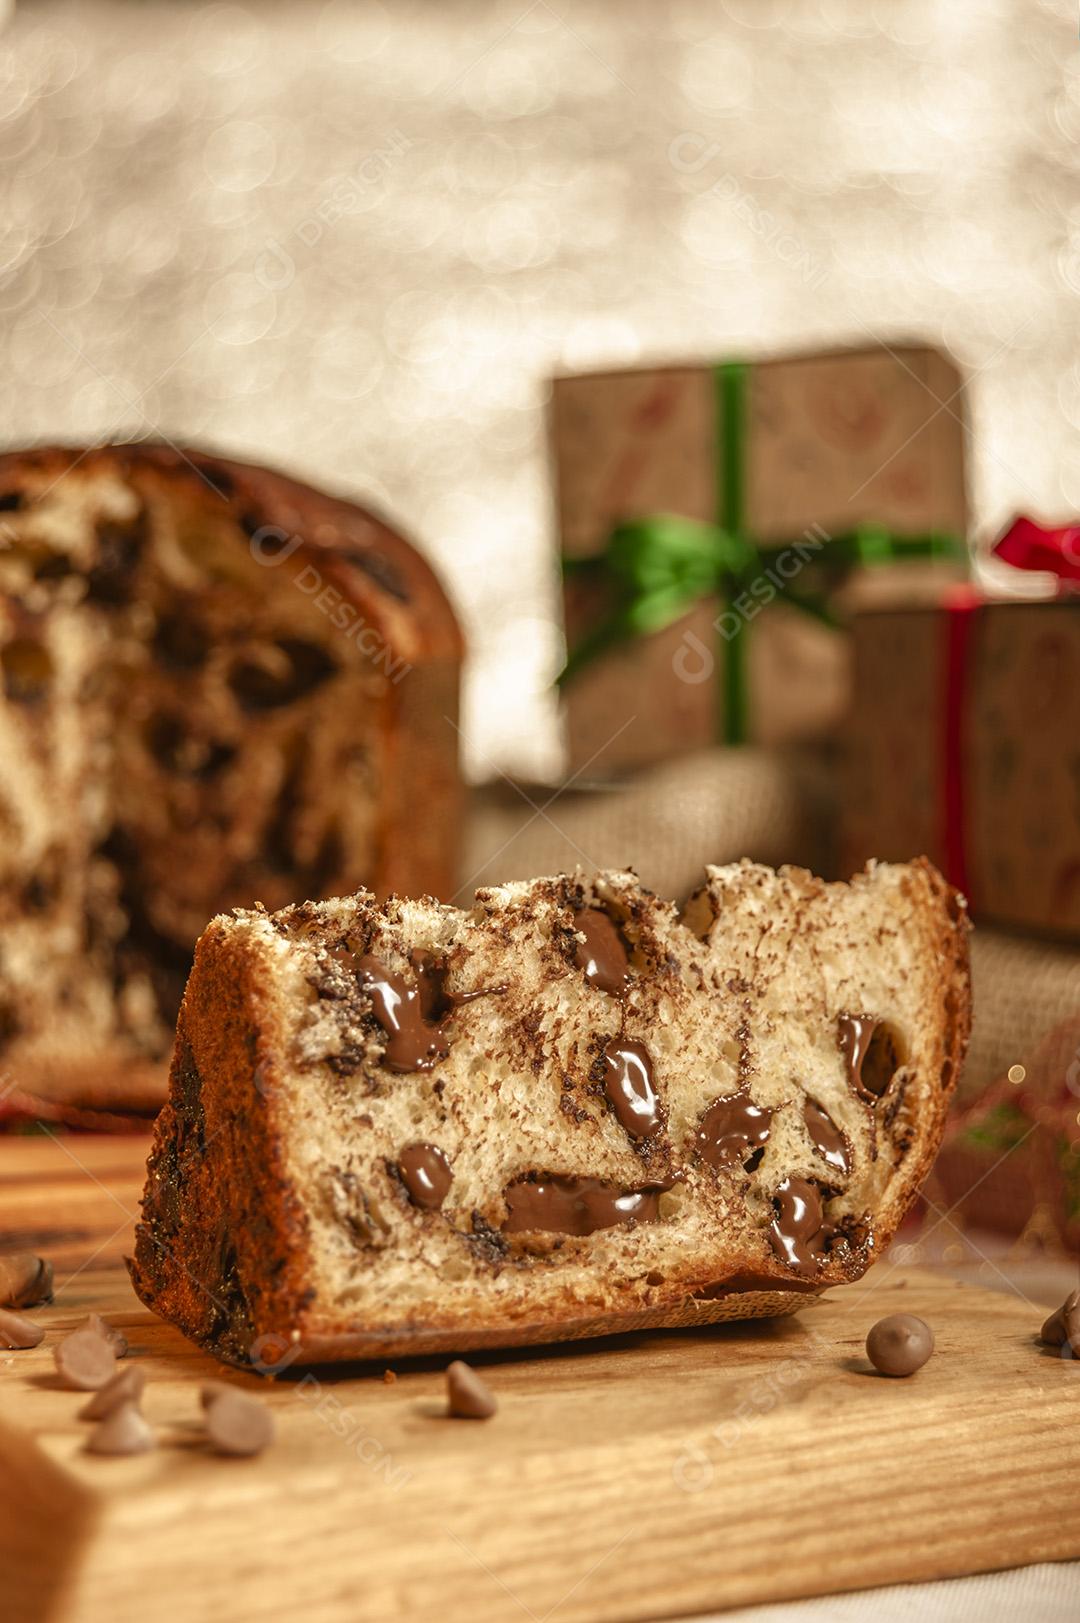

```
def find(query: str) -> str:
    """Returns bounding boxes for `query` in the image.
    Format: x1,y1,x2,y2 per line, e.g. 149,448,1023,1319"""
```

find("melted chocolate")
803,1099,851,1177
398,1143,453,1210
694,1090,772,1169
354,955,450,1072
767,1177,837,1276
406,951,508,1021
228,638,337,711
602,1038,659,1138
573,908,630,995
837,1013,882,1102
339,948,505,1073
502,1175,670,1236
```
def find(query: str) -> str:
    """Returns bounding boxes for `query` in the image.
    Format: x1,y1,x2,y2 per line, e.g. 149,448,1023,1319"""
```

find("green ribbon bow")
558,361,966,744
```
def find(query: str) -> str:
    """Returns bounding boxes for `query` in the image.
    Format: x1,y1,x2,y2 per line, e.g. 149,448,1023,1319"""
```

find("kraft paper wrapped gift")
843,593,1080,941
552,343,968,778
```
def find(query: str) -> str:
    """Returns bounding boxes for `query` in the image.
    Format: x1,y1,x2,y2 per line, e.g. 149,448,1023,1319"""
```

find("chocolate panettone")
0,443,462,1106
130,858,970,1364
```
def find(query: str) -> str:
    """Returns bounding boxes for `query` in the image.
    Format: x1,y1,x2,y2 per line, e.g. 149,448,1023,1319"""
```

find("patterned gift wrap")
552,344,968,777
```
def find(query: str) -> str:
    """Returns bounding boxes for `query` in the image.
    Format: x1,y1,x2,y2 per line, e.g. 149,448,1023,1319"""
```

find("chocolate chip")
152,612,211,670
0,1306,45,1349
204,465,235,499
446,1360,497,1420
803,1099,851,1178
573,908,630,995
34,553,75,583
85,513,146,603
204,1389,276,1456
602,1037,659,1138
0,1251,54,1308
239,508,268,540
866,1313,934,1377
328,1169,392,1248
145,714,237,780
0,490,23,511
0,1002,19,1055
356,955,451,1073
79,1365,147,1420
695,1090,773,1169
1039,1290,1080,1356
398,1143,453,1210
228,638,337,710
2,638,53,703
53,1328,119,1390
84,1312,129,1358
838,1014,904,1103
21,871,57,913
262,742,308,875
767,1177,837,1275
501,1174,670,1236
86,1400,156,1456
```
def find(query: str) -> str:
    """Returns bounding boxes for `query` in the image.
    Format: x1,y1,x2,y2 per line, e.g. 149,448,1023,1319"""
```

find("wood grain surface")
1,1134,1078,1623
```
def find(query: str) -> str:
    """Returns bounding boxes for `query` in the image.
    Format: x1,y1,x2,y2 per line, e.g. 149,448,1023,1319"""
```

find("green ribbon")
558,360,966,744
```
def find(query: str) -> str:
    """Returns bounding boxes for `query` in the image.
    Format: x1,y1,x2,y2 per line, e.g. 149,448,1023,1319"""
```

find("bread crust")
0,441,464,1104
0,440,463,899
866,857,972,1243
129,858,971,1366
0,442,462,661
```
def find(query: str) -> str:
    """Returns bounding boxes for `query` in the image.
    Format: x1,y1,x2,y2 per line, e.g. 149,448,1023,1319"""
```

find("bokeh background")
0,0,1078,781
3,14,1080,1616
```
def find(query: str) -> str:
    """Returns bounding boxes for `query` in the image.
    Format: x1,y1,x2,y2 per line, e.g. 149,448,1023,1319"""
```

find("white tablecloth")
711,1564,1080,1623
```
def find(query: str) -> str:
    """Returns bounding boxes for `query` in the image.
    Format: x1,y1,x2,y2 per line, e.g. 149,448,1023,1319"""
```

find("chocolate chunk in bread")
0,443,462,1107
130,858,970,1365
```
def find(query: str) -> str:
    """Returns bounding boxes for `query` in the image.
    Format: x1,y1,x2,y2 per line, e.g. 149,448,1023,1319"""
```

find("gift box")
843,588,1080,940
552,343,969,777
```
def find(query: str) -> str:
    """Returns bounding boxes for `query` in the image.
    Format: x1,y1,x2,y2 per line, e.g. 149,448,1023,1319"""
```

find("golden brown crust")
130,859,971,1366
876,856,972,1236
0,441,462,666
128,920,315,1362
0,438,464,902
0,441,464,1110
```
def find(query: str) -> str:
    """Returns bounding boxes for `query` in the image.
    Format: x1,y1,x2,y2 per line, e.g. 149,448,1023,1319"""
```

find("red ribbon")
941,517,1079,908
941,585,981,903
993,516,1080,587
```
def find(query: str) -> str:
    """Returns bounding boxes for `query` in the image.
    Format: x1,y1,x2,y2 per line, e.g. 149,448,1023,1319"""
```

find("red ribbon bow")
993,516,1080,588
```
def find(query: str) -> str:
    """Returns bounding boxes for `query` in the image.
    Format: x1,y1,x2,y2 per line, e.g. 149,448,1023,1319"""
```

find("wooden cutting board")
2,1134,1079,1623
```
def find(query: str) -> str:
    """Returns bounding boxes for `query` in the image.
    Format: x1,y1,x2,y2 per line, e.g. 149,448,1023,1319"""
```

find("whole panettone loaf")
0,442,462,1107
130,858,970,1365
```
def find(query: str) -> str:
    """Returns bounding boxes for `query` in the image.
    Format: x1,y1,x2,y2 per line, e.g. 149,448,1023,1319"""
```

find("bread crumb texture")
130,859,971,1363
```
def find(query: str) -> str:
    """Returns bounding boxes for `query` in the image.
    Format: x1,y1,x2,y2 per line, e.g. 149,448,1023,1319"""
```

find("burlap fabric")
462,746,836,903
966,932,1080,1100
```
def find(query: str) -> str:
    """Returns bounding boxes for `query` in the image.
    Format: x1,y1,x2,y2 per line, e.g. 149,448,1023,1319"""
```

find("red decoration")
993,516,1080,588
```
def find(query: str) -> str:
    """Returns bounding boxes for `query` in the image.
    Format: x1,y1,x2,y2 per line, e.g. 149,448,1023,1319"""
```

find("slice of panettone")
130,858,970,1365
0,442,462,1109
